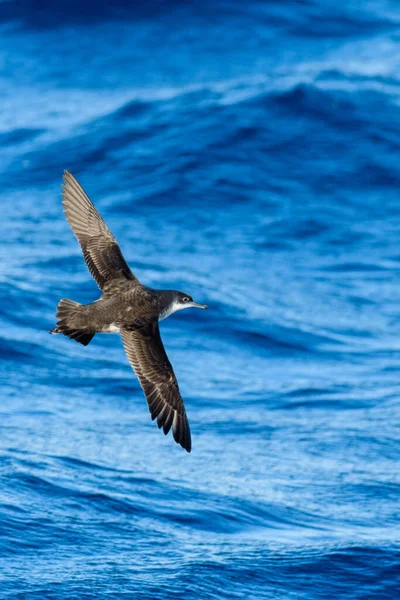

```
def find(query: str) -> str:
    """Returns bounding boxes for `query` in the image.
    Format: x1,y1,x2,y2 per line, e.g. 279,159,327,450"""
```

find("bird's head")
175,291,208,311
159,290,208,320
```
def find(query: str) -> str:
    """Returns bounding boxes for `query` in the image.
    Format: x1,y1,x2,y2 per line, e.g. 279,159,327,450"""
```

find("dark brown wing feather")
62,170,138,290
120,325,191,452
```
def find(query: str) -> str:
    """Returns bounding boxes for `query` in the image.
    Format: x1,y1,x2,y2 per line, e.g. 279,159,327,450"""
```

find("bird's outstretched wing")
120,324,191,452
62,170,138,290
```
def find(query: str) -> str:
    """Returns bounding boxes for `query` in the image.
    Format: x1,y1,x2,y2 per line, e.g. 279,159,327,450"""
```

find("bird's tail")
50,298,95,346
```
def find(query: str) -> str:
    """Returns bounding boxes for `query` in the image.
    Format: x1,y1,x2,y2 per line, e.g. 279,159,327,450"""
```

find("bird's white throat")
159,300,190,321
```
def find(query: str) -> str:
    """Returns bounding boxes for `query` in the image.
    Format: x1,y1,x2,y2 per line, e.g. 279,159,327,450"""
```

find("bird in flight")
51,171,208,452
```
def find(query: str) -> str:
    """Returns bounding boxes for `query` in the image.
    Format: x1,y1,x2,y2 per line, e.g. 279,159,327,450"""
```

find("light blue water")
1,2,400,598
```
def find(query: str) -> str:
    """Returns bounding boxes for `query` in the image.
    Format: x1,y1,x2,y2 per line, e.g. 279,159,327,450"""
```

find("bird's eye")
182,297,190,303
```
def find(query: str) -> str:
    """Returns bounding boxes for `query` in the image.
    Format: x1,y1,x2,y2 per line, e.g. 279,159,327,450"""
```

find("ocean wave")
2,1,400,598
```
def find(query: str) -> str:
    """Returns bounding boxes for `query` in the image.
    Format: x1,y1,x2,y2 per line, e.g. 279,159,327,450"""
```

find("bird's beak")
190,301,208,309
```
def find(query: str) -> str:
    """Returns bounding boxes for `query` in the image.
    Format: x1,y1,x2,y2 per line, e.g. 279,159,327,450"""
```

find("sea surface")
1,1,400,598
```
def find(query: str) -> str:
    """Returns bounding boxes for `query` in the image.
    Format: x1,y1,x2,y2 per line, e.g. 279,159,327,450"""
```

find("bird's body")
51,171,207,452
59,285,168,333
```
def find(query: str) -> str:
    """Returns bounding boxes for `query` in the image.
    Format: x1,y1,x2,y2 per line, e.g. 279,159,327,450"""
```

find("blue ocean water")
1,1,400,597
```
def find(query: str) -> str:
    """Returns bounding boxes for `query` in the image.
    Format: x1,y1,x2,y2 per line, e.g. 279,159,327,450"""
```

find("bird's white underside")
102,324,121,333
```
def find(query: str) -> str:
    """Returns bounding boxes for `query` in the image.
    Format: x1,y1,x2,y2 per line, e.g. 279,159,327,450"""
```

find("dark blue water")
1,1,400,598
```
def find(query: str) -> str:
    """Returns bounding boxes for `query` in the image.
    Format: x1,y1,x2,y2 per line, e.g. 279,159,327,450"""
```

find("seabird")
51,171,208,452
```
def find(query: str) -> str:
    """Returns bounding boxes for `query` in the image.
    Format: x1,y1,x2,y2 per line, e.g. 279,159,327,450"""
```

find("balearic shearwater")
51,171,208,452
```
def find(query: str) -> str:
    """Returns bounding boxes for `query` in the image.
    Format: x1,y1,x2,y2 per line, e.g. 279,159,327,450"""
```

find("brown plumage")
51,171,208,452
